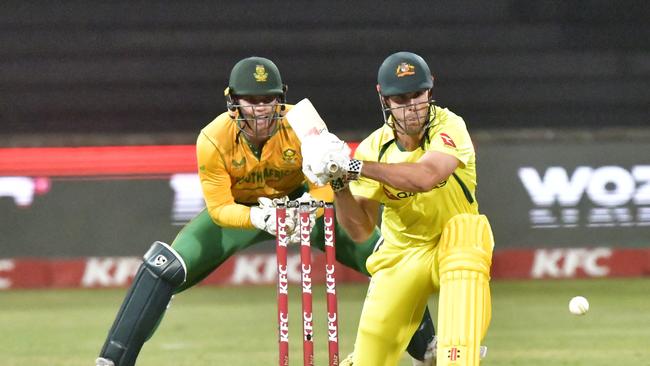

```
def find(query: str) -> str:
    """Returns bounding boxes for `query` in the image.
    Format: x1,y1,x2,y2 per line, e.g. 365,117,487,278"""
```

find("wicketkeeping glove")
250,196,297,236
288,192,317,244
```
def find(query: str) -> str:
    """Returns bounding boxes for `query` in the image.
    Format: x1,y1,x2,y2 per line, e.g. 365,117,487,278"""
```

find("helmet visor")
380,91,435,136
232,96,285,139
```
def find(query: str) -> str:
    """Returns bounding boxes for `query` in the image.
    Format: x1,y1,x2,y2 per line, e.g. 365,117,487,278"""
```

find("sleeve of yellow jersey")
196,132,255,229
349,137,383,201
426,113,474,167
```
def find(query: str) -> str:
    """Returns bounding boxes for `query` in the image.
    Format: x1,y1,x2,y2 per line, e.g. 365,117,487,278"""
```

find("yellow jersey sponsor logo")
440,132,457,148
382,185,416,200
254,65,268,82
381,180,446,200
395,62,415,77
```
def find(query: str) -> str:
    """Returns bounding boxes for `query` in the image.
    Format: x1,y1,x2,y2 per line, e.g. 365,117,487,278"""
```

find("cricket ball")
569,296,589,315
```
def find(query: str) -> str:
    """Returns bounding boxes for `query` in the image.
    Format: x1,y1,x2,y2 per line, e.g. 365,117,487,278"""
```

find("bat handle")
327,161,339,174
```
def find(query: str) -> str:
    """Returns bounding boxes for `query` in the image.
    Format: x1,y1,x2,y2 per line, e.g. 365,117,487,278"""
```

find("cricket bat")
286,98,340,173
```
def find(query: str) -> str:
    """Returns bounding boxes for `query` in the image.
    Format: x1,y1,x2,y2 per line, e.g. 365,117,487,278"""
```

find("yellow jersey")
350,106,479,248
196,105,332,229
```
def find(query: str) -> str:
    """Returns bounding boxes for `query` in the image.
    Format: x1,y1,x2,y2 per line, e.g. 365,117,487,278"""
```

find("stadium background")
0,1,649,365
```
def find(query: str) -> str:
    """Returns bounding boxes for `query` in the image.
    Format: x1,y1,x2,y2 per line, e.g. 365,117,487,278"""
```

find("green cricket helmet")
377,51,433,96
227,56,284,96
376,51,435,135
224,57,287,139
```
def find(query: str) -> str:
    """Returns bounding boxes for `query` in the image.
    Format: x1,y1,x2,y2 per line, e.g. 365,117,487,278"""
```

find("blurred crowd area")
1,0,648,147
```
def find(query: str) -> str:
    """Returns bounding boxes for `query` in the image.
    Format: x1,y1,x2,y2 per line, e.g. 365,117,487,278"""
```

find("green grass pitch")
1,278,649,365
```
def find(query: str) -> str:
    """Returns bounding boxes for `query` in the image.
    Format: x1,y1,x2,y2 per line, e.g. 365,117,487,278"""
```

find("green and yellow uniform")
97,56,436,366
350,107,494,366
173,106,377,291
197,104,329,225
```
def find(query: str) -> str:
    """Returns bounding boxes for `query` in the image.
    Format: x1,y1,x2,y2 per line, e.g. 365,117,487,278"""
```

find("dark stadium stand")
1,0,648,137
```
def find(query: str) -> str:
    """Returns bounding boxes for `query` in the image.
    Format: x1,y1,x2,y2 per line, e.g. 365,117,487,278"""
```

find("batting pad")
436,214,494,366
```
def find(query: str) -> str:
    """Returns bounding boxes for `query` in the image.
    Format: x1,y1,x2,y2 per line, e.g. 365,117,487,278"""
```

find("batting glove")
301,132,351,186
330,159,364,192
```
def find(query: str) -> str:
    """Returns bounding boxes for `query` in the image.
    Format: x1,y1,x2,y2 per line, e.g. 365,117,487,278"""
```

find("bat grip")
327,161,339,174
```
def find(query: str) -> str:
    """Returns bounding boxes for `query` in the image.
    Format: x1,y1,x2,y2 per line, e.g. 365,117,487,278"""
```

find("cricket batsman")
95,56,436,366
301,51,494,366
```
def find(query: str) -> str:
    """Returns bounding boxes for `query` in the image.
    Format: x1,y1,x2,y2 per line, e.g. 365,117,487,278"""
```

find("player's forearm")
209,203,255,229
333,188,376,243
359,160,445,192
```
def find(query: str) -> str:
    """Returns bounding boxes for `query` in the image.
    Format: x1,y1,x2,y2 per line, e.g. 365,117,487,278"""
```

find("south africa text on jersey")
236,168,298,184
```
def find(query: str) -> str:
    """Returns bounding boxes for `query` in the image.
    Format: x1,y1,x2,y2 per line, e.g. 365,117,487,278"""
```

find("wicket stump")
275,200,339,366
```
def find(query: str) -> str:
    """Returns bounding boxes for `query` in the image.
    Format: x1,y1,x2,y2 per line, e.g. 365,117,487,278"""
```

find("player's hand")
288,192,317,244
250,196,296,236
301,132,351,186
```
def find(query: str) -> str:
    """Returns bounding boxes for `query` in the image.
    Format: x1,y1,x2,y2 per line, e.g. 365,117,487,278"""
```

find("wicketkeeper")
95,56,437,366
301,51,494,366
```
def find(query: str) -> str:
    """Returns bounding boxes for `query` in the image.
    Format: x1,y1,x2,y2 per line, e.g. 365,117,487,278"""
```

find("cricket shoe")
95,357,115,366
